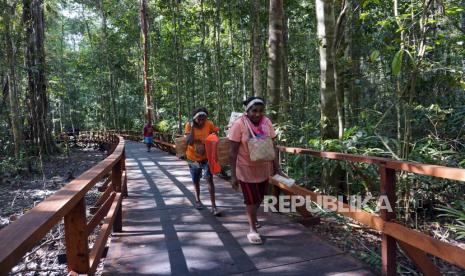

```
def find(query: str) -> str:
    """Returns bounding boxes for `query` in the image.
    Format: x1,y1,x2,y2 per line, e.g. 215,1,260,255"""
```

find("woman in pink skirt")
229,96,282,244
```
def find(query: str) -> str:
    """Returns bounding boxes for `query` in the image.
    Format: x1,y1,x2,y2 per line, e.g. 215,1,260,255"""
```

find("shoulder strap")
190,121,195,136
242,116,256,139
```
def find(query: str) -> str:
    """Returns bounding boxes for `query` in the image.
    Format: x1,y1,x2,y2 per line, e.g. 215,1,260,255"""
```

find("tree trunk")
346,0,361,126
171,0,182,134
316,0,345,195
228,0,237,110
4,2,22,157
240,18,248,101
200,0,207,105
267,0,284,122
332,0,349,139
251,0,262,97
141,0,152,124
316,0,337,139
215,0,224,124
98,0,111,128
23,0,55,155
302,62,309,122
281,14,290,115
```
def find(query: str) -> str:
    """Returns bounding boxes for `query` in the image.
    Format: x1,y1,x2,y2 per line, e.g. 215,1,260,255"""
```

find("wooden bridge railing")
273,146,465,276
0,133,127,275
118,129,176,153
122,130,465,276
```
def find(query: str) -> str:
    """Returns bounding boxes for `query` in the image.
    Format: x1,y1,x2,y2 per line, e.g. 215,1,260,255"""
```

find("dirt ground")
1,146,106,275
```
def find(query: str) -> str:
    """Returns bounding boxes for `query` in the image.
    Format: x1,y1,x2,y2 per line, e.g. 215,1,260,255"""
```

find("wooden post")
380,164,397,276
122,151,128,197
112,159,123,232
112,160,122,193
64,199,89,274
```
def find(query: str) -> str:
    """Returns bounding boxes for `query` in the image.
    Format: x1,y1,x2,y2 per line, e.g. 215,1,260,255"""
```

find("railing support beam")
112,159,123,232
64,198,89,274
380,165,397,276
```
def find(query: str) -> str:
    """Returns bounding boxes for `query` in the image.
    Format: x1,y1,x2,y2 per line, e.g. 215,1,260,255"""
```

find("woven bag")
243,118,275,162
175,136,187,157
217,138,230,166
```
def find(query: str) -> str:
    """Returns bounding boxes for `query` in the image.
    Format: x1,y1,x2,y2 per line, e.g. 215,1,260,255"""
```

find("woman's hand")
231,176,239,191
229,141,241,192
275,168,287,177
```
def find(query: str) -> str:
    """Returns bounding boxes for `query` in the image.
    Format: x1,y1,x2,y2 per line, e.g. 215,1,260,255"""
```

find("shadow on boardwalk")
103,141,374,275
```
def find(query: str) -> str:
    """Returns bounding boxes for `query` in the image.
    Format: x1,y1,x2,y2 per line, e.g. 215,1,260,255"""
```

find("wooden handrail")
269,177,465,271
0,133,126,275
129,131,465,275
275,145,465,274
278,146,465,182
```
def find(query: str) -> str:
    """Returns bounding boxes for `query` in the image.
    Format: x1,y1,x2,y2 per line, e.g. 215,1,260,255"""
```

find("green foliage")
157,120,171,132
391,49,404,76
437,200,465,240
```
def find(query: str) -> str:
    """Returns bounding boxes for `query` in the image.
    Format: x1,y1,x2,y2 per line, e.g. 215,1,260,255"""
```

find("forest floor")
308,214,465,275
0,145,106,276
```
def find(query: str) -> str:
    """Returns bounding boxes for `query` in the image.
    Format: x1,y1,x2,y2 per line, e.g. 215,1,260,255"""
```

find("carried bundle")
175,136,187,158
217,138,230,166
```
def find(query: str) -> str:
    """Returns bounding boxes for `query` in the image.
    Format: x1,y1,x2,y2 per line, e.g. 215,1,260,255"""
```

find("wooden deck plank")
103,141,373,275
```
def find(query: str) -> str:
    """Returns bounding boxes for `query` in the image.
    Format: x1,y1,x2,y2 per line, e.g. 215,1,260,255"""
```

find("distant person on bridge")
143,122,154,152
185,107,221,215
229,96,282,245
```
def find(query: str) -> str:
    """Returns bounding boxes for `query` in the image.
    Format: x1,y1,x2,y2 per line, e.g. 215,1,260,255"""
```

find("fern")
436,200,465,239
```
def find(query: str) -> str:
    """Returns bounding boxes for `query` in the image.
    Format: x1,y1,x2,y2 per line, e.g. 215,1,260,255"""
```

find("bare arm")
229,141,240,190
185,123,194,145
186,132,194,145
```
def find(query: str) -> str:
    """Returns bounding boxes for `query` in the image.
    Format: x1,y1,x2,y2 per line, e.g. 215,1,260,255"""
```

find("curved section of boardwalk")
103,141,373,275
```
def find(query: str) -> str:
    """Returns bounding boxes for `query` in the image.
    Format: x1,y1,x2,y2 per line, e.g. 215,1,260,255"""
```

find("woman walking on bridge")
185,107,221,215
229,97,282,244
143,122,154,152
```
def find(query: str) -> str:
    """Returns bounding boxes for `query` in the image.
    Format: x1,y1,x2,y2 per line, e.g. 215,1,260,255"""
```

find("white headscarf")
245,98,265,111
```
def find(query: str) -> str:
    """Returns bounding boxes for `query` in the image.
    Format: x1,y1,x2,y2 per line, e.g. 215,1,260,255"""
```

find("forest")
1,0,465,274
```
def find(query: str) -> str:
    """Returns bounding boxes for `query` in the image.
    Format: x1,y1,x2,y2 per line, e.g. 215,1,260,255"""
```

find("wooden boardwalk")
103,141,374,275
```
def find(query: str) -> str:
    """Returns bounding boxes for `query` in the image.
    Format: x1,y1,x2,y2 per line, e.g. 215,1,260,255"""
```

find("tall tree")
251,0,262,97
315,0,337,139
281,13,291,114
214,0,224,124
23,0,55,155
267,0,284,121
170,0,183,133
332,0,349,138
4,1,22,157
346,0,361,126
140,0,153,124
315,0,346,195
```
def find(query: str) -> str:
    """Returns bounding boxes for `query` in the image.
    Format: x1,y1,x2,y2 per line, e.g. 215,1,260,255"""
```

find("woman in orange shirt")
185,107,220,215
229,97,282,244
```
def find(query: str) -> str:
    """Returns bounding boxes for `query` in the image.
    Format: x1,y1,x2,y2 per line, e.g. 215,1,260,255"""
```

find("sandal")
247,232,263,245
194,201,203,210
211,207,221,216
